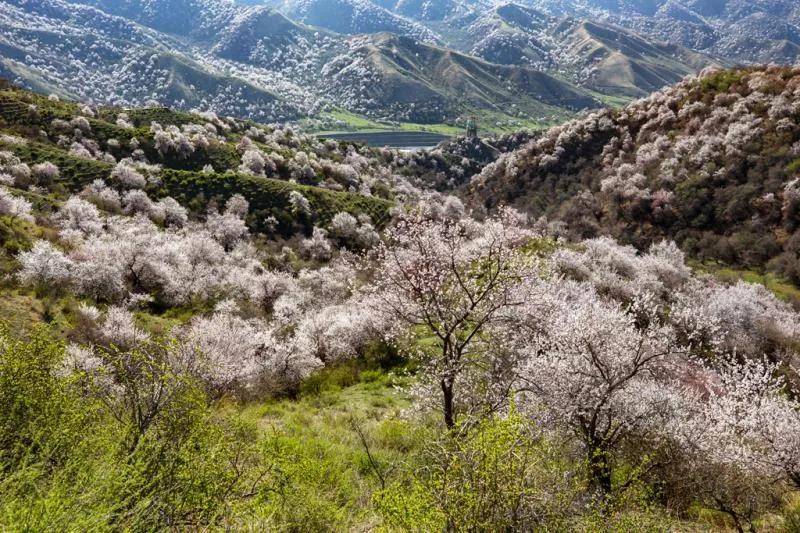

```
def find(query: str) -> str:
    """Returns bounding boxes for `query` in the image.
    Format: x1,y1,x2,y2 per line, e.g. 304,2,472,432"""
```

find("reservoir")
316,131,450,149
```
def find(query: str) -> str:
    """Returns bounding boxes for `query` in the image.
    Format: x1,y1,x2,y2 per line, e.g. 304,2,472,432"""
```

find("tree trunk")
588,447,612,494
441,378,455,429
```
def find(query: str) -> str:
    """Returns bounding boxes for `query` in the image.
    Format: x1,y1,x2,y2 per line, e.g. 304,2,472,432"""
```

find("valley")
1,1,800,531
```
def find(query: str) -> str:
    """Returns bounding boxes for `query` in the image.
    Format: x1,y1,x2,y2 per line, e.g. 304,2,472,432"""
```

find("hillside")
0,0,311,121
1,78,800,531
528,0,800,64
466,4,718,98
0,81,397,232
470,66,800,283
322,33,600,123
552,19,716,97
263,0,439,43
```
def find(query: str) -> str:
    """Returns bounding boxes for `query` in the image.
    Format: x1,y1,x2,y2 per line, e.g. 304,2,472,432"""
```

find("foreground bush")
0,325,264,530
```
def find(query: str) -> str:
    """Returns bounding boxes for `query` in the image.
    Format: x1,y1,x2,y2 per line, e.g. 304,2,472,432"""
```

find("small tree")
368,209,533,428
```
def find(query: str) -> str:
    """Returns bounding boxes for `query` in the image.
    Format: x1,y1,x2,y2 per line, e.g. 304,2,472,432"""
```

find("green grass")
312,109,462,135
468,107,575,133
394,121,462,134
308,108,570,136
593,92,635,108
220,364,426,530
690,260,800,304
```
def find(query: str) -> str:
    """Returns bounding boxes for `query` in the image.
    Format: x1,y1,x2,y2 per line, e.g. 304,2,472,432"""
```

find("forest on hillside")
0,69,800,531
471,66,800,289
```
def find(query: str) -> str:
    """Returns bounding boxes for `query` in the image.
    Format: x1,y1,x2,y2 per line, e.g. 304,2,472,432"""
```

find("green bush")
0,325,268,530
376,410,581,531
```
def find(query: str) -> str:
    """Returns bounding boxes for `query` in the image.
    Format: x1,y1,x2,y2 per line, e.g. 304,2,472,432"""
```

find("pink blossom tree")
367,208,535,428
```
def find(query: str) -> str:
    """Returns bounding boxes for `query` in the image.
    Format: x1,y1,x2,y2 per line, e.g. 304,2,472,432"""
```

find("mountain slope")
314,0,798,72
469,66,800,280
321,33,599,123
0,0,307,120
467,4,718,97
253,0,721,100
554,19,717,97
0,81,395,232
528,0,800,64
0,0,602,127
263,0,439,42
69,0,240,39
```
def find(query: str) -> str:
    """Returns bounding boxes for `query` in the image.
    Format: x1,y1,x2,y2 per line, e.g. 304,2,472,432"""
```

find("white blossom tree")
55,196,104,237
515,288,689,492
367,208,535,428
0,187,34,222
17,240,74,291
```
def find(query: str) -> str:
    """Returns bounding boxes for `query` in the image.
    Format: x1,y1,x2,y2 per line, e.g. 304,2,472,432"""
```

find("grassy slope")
227,365,418,528
309,108,578,136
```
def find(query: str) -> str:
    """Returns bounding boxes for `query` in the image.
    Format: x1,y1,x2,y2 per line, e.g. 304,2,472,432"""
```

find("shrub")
376,411,580,530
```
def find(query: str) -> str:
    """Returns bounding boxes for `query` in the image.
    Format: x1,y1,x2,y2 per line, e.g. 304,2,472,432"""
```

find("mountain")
284,0,800,69
375,0,478,22
467,4,555,67
469,66,800,281
70,0,240,38
255,0,722,99
319,32,599,123
0,0,309,120
526,0,800,64
0,0,598,123
0,0,603,127
3,0,793,128
466,4,718,98
262,0,439,43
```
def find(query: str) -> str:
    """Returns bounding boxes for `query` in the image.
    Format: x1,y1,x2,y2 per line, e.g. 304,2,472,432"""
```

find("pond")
316,131,450,149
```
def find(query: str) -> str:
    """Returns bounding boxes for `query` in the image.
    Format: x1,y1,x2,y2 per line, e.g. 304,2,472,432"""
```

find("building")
465,116,478,139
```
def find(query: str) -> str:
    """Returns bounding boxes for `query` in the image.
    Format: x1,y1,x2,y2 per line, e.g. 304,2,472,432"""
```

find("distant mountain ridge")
258,0,796,88
0,0,605,126
1,0,792,128
467,4,718,97
523,0,800,64
256,0,726,98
